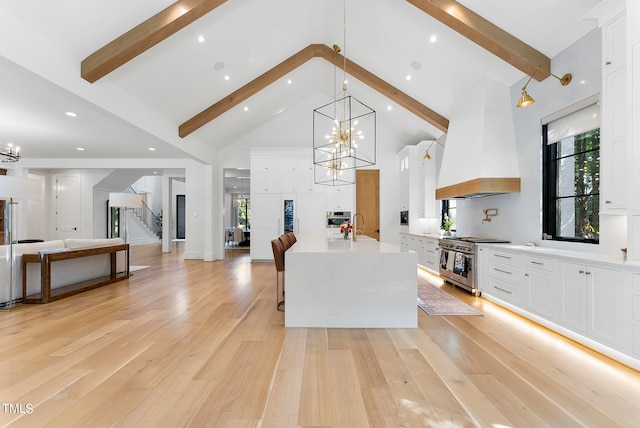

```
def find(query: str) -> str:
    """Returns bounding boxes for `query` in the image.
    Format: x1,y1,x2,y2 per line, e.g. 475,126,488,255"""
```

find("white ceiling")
0,0,601,164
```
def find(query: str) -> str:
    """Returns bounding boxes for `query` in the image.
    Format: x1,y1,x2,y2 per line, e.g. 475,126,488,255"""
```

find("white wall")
455,29,621,254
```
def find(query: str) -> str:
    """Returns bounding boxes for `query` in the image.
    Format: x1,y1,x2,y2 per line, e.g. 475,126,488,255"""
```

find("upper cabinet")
398,142,440,231
601,13,627,213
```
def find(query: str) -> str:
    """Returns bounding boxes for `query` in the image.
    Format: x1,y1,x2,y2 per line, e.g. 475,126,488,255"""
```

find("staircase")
125,187,162,244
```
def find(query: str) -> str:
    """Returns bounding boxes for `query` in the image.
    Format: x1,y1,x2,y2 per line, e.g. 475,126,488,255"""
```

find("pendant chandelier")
313,0,376,186
1,143,20,162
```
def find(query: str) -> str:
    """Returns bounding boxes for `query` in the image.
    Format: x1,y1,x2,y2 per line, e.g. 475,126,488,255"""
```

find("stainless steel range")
438,237,510,296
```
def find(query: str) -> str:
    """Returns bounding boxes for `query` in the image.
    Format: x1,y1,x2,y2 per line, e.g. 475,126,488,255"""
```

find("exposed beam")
179,44,449,138
406,0,550,81
179,45,317,138
313,44,449,133
81,0,228,83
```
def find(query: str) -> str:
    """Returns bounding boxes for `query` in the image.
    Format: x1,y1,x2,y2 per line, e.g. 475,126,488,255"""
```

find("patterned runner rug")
417,281,483,316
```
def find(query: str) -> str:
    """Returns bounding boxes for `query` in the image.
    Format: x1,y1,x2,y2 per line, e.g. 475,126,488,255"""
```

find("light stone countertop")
477,243,631,269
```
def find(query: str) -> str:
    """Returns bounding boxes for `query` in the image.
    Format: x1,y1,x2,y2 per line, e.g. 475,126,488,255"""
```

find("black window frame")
542,124,600,244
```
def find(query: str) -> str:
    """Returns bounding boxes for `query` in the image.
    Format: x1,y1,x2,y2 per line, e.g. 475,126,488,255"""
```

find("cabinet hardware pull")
524,273,529,276
494,254,511,259
494,286,512,294
531,261,543,265
494,268,512,275
585,271,591,275
579,270,585,274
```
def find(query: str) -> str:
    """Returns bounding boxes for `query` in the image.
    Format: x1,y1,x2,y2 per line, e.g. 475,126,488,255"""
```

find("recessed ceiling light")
214,61,225,71
198,35,205,43
287,79,292,84
65,111,77,117
405,74,412,81
430,35,437,43
76,147,85,151
243,106,249,112
148,147,156,151
387,105,393,111
224,75,230,81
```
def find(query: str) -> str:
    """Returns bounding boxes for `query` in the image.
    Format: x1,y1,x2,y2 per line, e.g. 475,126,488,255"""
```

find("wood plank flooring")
1,243,639,427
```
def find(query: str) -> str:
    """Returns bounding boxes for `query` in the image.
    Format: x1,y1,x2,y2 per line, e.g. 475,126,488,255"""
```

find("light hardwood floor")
1,243,639,427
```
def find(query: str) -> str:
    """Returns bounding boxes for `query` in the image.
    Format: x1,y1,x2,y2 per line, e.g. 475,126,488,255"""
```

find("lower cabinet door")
525,269,556,320
588,266,624,347
558,261,588,334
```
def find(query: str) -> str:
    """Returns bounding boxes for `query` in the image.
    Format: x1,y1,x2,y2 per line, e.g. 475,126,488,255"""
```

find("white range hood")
436,77,520,199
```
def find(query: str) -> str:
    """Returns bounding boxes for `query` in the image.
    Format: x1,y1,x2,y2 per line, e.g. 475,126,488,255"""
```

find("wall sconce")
516,68,572,108
423,139,445,161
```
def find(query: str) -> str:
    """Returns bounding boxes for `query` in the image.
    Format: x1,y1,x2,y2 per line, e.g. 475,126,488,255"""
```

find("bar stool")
285,231,296,246
271,239,285,311
278,235,290,251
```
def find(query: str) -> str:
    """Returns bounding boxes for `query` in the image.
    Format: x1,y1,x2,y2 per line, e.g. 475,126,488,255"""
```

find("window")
542,103,600,243
233,195,250,229
441,200,456,233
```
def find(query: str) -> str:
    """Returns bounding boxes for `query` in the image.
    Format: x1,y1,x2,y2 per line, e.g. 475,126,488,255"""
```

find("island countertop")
284,236,417,328
287,236,404,254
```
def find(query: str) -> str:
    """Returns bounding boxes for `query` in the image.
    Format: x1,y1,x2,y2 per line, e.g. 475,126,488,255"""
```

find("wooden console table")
21,244,130,304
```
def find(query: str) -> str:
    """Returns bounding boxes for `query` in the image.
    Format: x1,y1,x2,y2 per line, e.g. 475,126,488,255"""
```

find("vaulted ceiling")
0,0,601,163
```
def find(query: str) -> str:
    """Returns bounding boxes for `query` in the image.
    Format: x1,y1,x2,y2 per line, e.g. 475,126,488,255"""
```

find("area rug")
417,282,483,316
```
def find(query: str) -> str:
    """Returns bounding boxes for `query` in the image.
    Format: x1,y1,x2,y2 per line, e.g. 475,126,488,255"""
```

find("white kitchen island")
284,236,417,328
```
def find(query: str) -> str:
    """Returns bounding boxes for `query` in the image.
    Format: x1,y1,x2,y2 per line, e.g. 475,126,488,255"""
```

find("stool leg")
276,271,285,311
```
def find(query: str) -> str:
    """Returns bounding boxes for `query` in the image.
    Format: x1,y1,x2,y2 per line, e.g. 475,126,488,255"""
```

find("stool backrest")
286,232,297,244
278,235,290,250
271,239,285,272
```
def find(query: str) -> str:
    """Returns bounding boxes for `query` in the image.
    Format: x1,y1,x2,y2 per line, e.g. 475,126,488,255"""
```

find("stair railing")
125,187,162,238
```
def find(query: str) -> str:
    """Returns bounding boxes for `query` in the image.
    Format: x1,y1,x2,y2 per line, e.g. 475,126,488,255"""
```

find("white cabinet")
398,143,440,232
478,245,637,368
251,155,282,193
524,255,556,320
326,186,353,212
250,193,282,260
479,248,524,306
558,261,624,347
632,273,640,357
601,13,627,212
296,192,328,236
399,233,410,251
399,233,439,274
420,236,439,273
250,152,328,261
398,148,411,211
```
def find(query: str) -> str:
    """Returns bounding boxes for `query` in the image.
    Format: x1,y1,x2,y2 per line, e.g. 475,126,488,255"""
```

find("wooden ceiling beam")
179,43,449,138
406,0,550,81
179,45,317,138
81,0,228,83
313,44,449,133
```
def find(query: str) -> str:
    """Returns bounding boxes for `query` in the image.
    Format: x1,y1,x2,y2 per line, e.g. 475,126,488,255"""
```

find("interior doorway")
356,170,380,241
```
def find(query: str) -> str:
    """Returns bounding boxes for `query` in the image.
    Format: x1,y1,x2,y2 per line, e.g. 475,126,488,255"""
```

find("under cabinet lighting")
65,111,77,117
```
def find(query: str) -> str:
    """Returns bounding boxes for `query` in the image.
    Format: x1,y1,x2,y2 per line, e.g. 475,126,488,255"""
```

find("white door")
56,175,82,239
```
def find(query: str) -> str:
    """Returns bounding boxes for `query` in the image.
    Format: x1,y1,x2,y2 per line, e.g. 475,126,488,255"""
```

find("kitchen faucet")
353,213,365,241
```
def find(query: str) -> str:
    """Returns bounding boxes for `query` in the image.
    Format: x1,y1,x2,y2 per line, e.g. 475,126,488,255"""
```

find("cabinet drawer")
525,255,553,272
486,276,523,304
487,261,522,284
423,238,438,251
486,249,523,267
